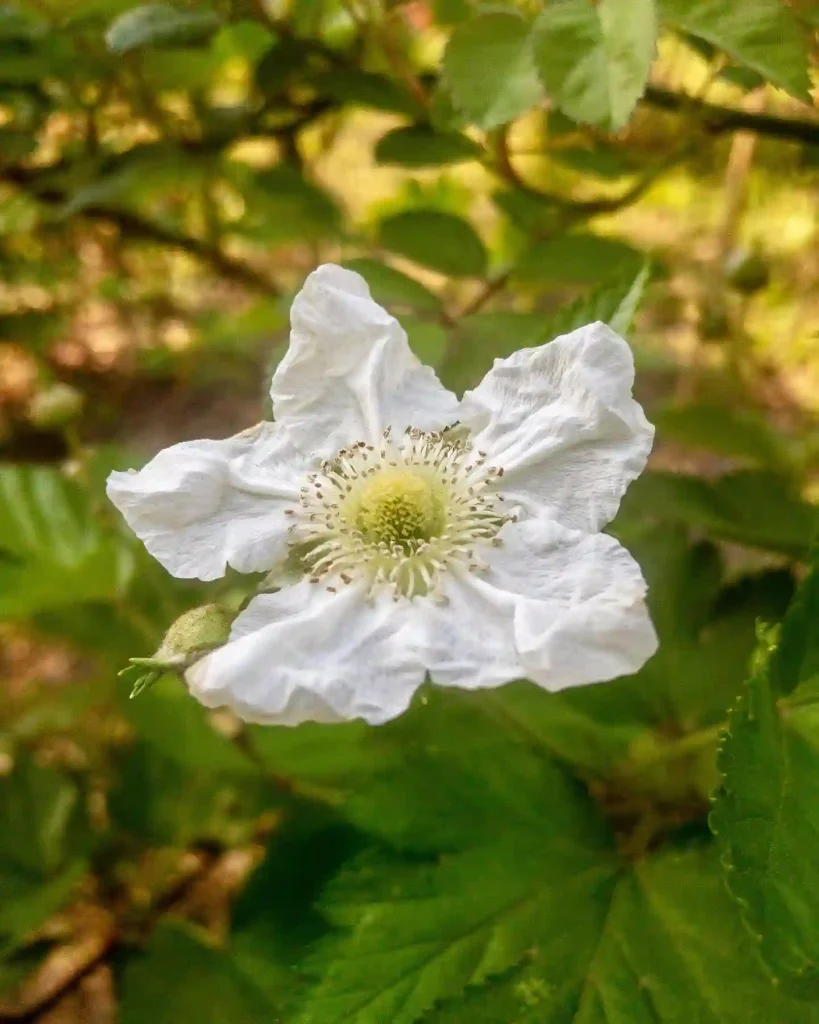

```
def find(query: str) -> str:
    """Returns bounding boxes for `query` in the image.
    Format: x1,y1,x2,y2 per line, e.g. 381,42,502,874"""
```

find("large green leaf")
378,210,487,278
654,402,794,471
658,0,812,101
0,465,134,619
105,4,221,54
712,559,819,996
442,10,544,129
426,844,818,1023
533,0,658,130
300,716,618,1024
120,922,273,1024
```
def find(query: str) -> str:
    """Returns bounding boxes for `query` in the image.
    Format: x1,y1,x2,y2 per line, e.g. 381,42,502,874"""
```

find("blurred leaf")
0,465,134,620
235,163,340,243
514,231,643,286
255,37,315,96
0,756,86,876
341,259,442,313
120,922,274,1024
712,554,819,997
551,144,640,180
109,743,266,848
442,10,544,129
105,3,221,54
658,0,812,101
378,210,487,278
312,69,421,115
426,843,816,1024
121,674,256,776
0,859,86,956
654,402,793,471
621,470,817,559
533,0,657,130
403,317,448,368
374,126,480,168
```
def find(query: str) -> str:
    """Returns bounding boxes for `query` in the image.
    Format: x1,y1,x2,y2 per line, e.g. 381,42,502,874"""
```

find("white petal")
459,321,653,532
186,580,426,726
484,518,657,691
270,264,458,454
107,424,307,581
410,570,526,690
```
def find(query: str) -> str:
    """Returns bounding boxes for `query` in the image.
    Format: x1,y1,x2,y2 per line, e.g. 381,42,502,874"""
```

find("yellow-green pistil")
291,428,511,599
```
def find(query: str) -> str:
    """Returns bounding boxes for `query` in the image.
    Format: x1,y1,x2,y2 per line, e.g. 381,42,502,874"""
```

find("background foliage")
0,0,818,1021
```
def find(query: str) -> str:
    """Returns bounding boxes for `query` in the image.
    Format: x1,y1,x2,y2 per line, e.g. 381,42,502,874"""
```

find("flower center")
346,469,446,549
289,428,512,599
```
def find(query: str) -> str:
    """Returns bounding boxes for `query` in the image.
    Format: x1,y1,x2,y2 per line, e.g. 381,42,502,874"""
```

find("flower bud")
121,603,232,698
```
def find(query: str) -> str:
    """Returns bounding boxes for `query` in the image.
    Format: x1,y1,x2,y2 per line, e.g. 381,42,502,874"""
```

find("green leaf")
658,0,812,101
234,164,340,243
313,70,421,116
301,724,618,1023
378,210,487,278
533,0,658,130
0,756,86,876
374,126,480,168
121,674,256,776
654,402,793,471
427,843,817,1023
0,465,134,620
712,559,819,996
620,469,817,559
105,3,221,53
442,10,544,129
0,859,86,956
120,922,273,1024
513,232,643,286
341,259,442,313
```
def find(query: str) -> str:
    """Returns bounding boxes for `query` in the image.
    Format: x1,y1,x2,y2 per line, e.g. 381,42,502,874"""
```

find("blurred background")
0,0,817,1020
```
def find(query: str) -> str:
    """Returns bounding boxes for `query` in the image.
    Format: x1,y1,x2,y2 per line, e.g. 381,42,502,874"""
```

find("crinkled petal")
186,580,426,726
410,570,526,690
414,518,656,693
270,264,459,455
485,518,657,690
107,424,308,581
459,321,654,532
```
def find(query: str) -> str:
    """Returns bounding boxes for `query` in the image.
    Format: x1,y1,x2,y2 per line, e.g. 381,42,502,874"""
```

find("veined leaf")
712,558,819,996
658,0,812,101
533,0,657,130
442,11,544,129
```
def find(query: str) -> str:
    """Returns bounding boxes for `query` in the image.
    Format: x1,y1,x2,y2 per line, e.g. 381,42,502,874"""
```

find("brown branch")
643,85,819,145
0,169,279,295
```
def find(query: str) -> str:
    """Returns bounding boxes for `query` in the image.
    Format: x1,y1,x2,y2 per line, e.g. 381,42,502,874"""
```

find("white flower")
108,264,657,726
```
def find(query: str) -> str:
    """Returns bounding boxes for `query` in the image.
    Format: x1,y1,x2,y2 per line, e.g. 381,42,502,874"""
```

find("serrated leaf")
301,753,617,1024
428,843,817,1022
0,465,134,619
513,231,643,286
105,4,221,54
120,922,273,1024
374,126,480,168
712,558,819,996
378,210,487,277
658,0,812,101
533,0,658,130
442,11,544,129
341,259,442,313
